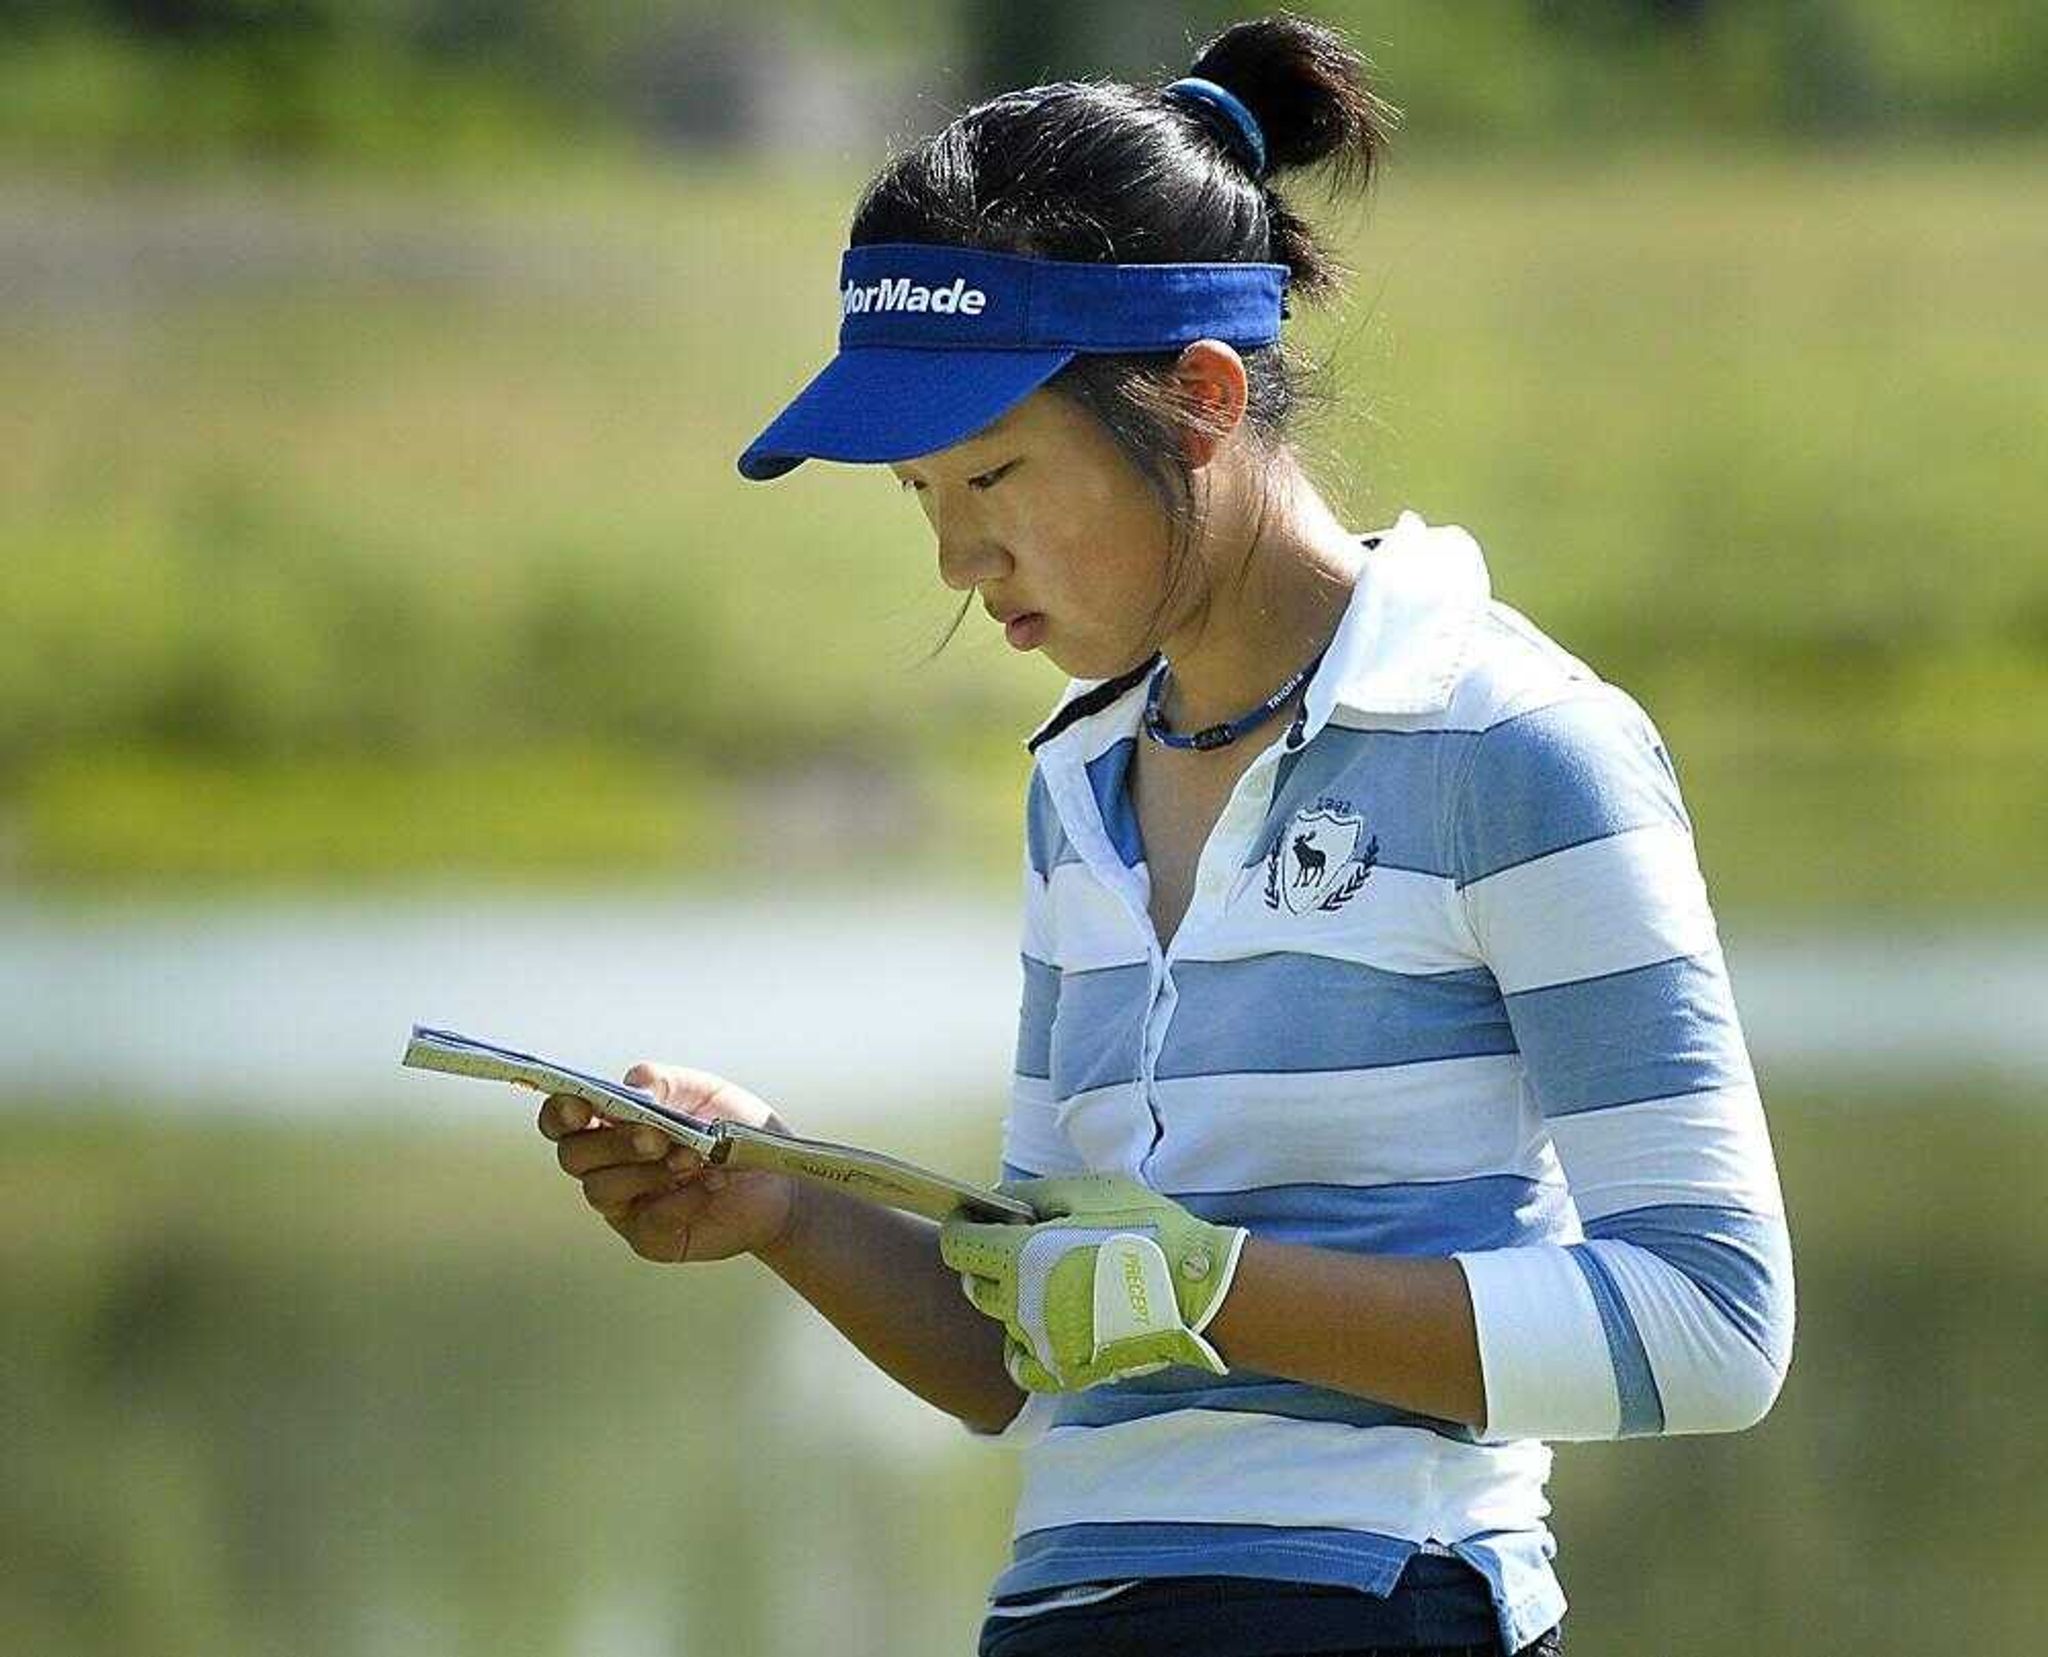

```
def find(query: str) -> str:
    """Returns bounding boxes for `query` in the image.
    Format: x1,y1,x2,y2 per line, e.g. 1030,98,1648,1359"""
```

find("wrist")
1197,1230,1258,1367
751,1176,812,1270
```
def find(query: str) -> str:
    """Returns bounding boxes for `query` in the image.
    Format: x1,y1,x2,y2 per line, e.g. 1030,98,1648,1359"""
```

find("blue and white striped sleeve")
1447,685,1795,1442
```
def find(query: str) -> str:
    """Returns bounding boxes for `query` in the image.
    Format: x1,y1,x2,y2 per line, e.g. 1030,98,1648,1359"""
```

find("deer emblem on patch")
1264,797,1378,914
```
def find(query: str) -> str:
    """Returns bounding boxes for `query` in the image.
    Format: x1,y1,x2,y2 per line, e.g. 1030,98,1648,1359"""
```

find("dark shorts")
977,1555,1565,1657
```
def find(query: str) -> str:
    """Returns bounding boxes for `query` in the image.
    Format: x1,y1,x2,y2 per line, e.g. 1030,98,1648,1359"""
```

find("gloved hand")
940,1174,1250,1393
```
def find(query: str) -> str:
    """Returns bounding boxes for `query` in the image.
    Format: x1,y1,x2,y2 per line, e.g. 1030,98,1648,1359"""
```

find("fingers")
1004,1336,1064,1395
1001,1173,1143,1221
995,1175,1081,1219
538,1092,676,1149
575,1143,724,1214
619,1183,714,1263
537,1092,593,1140
539,1083,736,1265
959,1270,1010,1322
555,1119,692,1178
939,1220,1020,1280
579,1160,679,1220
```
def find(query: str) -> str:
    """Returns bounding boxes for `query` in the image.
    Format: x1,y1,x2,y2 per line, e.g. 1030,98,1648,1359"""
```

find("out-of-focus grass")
13,745,735,887
0,1082,2041,1656
3,146,2044,906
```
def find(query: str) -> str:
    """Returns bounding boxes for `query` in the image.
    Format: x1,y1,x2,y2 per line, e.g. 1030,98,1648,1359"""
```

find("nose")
911,473,1014,590
934,526,1013,593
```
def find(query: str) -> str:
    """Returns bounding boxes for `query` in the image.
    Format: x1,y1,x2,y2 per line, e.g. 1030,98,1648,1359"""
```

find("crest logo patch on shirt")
1264,797,1379,914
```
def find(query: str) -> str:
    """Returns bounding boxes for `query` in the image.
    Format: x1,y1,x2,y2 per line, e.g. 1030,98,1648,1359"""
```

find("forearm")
1204,1237,1488,1430
753,1181,1028,1435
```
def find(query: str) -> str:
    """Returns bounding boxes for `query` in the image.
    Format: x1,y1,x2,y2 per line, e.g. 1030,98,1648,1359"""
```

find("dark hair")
849,11,1399,664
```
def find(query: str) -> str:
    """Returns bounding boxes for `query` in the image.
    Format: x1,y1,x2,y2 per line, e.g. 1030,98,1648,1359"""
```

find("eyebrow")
912,405,1031,467
892,439,1020,482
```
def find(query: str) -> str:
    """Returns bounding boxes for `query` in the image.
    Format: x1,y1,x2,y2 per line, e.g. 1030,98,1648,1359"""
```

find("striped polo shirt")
962,510,1796,1656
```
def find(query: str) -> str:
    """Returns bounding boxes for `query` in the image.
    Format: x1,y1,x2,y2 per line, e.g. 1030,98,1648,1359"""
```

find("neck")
1152,461,1364,739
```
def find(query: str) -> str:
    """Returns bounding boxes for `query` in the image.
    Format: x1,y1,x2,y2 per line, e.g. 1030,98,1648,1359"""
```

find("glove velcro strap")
1090,1233,1179,1351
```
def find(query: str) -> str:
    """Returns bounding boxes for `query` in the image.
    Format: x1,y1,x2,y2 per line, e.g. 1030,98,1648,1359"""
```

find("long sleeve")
1447,685,1795,1443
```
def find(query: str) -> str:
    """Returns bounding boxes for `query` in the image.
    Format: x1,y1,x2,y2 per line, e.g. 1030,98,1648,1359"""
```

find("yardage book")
400,1024,1034,1225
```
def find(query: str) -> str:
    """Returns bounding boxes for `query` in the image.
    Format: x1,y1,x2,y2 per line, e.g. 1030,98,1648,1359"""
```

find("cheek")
1037,526,1145,609
1083,508,1175,607
1044,543,1174,672
1015,464,1173,620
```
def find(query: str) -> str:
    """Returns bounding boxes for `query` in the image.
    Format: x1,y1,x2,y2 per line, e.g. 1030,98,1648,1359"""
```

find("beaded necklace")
1141,646,1327,751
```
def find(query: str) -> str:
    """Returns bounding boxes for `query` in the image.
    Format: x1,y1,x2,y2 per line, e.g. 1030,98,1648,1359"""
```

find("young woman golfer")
537,14,1794,1655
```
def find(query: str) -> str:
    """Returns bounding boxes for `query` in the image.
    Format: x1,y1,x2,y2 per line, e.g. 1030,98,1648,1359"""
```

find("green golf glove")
940,1174,1250,1393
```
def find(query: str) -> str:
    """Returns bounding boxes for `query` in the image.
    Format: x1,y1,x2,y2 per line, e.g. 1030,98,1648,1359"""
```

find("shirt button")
1181,1249,1212,1281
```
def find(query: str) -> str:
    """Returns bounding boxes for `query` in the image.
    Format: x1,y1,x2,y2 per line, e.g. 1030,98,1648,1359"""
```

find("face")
889,387,1179,680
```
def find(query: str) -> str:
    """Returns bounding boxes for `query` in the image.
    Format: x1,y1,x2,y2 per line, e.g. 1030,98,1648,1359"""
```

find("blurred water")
2,889,2043,1125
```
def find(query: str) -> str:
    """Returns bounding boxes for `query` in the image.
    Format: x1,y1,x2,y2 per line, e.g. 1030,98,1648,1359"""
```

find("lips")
1003,612,1048,651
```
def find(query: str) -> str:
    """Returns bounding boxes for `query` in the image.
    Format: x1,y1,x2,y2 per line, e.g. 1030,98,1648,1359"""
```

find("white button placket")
1135,744,1286,1184
1132,965,1177,1177
1041,754,1163,1176
1040,707,1305,1185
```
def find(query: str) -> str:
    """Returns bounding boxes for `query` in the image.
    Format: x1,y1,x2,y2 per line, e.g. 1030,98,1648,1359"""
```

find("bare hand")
536,1064,801,1265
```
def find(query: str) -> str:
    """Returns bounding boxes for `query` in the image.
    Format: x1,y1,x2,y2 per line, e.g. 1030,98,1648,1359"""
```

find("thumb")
618,1063,778,1131
624,1062,717,1103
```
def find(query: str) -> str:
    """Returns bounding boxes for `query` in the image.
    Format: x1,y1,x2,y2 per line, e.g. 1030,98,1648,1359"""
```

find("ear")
1173,340,1249,469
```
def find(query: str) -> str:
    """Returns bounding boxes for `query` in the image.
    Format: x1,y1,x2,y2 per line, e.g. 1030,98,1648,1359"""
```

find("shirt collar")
1025,510,1491,758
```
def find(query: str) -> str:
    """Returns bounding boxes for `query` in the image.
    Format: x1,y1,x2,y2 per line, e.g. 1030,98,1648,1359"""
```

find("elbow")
1618,1215,1797,1438
1716,1254,1797,1432
1637,1262,1795,1437
1710,1341,1789,1433
1675,1308,1794,1435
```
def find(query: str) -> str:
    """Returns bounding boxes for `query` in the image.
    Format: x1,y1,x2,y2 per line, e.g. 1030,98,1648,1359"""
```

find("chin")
1045,645,1110,680
1048,636,1151,683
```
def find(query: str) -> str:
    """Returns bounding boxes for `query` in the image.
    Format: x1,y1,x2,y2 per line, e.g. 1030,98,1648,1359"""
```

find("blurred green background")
4,4,2044,1655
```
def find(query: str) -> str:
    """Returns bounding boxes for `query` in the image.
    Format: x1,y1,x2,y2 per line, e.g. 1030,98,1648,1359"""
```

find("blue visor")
736,242,1289,482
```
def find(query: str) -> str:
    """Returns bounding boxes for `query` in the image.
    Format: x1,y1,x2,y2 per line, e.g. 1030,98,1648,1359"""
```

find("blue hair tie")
1164,76,1268,179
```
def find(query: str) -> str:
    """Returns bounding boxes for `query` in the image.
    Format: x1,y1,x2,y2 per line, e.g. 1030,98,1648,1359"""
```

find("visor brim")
736,345,1078,482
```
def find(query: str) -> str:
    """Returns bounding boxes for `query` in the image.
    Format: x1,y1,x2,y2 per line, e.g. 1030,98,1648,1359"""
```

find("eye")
899,462,1016,493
